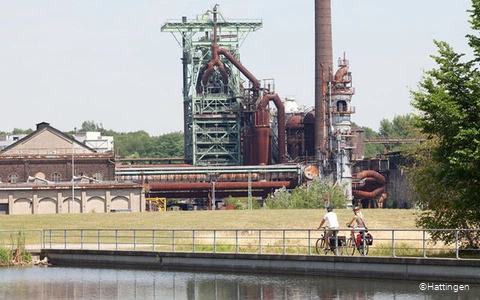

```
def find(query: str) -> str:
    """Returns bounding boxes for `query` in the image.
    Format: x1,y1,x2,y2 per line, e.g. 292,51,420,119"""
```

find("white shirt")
323,211,339,229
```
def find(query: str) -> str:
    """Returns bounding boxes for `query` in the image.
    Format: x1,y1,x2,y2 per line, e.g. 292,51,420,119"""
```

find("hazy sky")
0,0,473,135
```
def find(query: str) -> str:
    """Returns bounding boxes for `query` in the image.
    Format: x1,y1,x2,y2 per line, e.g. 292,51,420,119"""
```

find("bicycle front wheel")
315,238,325,254
346,238,356,256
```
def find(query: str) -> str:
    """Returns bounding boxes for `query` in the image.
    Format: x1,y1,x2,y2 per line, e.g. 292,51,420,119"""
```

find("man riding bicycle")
317,206,339,251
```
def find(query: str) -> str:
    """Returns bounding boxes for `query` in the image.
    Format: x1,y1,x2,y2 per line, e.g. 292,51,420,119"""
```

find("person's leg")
325,230,332,249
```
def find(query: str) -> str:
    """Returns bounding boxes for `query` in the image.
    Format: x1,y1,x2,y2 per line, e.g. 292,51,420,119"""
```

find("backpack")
356,232,373,246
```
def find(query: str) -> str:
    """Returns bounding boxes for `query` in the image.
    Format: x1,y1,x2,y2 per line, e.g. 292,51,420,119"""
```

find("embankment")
41,249,480,284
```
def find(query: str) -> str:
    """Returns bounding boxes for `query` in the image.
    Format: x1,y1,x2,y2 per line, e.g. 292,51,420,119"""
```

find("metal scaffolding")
161,8,262,166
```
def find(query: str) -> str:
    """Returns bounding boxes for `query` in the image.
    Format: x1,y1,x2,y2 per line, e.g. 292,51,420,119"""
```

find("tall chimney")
314,0,333,161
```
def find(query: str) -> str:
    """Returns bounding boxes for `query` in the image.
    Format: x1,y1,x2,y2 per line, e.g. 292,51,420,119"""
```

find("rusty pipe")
201,46,259,100
149,190,273,198
253,110,271,165
201,6,229,88
352,186,385,199
147,180,294,191
218,48,259,99
259,93,286,163
334,66,348,82
355,170,386,185
201,44,229,86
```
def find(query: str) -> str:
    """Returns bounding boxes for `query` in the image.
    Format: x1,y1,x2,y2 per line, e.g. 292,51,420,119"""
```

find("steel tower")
327,54,356,200
161,6,262,166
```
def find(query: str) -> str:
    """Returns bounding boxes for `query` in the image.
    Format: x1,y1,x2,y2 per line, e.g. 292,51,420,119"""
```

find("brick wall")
0,157,115,183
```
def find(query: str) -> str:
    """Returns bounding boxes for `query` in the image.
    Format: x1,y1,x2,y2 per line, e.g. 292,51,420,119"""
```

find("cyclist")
317,206,339,250
346,206,367,243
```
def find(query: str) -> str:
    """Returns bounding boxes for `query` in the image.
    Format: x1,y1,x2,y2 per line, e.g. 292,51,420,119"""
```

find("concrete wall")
41,249,480,284
385,168,413,208
0,184,145,214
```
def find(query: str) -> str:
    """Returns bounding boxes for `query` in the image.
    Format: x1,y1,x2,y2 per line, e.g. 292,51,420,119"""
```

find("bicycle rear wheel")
334,236,345,255
337,242,345,255
315,238,325,254
359,244,369,256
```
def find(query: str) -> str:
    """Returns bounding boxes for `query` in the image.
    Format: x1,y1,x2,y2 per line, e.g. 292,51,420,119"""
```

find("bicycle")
346,224,369,256
315,227,346,255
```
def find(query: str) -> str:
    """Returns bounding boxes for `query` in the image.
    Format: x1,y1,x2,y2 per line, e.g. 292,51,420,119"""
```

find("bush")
265,177,348,209
224,196,261,210
0,246,12,265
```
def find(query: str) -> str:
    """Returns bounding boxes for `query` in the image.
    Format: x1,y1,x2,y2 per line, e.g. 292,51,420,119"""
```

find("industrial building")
131,0,389,208
0,1,400,214
0,122,144,214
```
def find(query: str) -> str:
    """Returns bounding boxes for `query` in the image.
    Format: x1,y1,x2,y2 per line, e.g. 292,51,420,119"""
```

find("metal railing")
0,229,43,251
0,228,468,259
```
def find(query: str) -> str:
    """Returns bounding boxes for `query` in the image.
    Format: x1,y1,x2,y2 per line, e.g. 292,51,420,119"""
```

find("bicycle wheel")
359,243,369,256
315,238,325,254
337,242,345,255
346,238,356,256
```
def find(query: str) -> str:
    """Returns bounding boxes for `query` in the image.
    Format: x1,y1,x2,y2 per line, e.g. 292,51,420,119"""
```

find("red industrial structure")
119,1,388,209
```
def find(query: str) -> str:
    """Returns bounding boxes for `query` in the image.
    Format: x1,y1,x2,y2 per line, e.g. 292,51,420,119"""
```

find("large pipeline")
147,180,295,198
201,6,259,100
148,190,273,198
218,48,260,100
200,6,229,88
258,93,286,164
355,170,386,185
352,170,386,199
203,48,286,165
200,7,285,165
201,43,229,87
147,181,293,191
352,187,385,199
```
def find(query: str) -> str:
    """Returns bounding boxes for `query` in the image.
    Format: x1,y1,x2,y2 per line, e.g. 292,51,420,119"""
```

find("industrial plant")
0,1,395,215
117,0,390,210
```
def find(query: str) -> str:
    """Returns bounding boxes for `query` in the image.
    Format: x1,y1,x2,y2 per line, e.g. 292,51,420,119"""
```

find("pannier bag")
356,233,373,246
329,236,346,246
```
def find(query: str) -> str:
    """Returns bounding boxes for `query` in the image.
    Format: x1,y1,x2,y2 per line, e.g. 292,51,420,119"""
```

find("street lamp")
71,129,76,213
209,173,219,210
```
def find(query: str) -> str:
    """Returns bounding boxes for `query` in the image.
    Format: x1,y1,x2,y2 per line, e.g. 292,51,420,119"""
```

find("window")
51,172,62,182
9,173,19,184
336,100,347,112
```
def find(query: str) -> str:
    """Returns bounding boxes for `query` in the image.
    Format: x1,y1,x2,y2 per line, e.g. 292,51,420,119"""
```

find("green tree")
379,114,419,139
73,121,184,158
354,116,423,158
146,132,184,158
79,120,105,132
360,125,384,158
114,130,152,157
410,0,480,249
12,128,33,135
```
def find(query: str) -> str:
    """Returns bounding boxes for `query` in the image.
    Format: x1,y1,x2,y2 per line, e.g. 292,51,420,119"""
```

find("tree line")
1,117,420,159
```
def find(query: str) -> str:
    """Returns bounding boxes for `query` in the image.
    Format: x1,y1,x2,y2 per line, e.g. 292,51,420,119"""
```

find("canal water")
0,266,478,299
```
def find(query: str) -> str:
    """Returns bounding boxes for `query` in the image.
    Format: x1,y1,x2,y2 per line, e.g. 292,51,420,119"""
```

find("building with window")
0,122,144,214
0,122,114,183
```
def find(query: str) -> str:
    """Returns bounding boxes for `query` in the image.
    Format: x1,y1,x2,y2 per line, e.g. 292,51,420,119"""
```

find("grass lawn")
0,208,419,230
3,209,468,259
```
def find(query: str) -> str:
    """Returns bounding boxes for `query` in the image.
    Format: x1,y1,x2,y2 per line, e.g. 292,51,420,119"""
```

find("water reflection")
0,266,478,299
